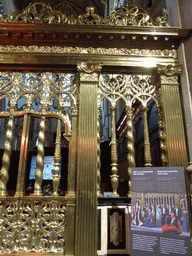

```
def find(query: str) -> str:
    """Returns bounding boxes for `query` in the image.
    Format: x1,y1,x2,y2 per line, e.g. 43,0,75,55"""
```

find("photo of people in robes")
131,193,190,236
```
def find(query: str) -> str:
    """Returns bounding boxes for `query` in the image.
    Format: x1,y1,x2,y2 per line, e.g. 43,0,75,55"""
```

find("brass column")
52,119,61,197
142,107,152,167
32,115,46,197
156,65,188,167
110,104,119,197
75,62,101,256
157,64,191,235
65,106,78,256
0,115,14,197
15,114,31,197
126,105,135,197
97,106,102,197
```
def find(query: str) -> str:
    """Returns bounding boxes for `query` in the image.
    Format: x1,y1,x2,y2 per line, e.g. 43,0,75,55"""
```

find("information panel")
131,167,191,256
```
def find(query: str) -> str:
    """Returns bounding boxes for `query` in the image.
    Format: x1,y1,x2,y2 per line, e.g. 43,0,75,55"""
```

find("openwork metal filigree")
108,3,153,26
99,74,159,194
0,1,67,24
0,72,76,128
74,7,105,25
0,71,77,197
99,74,157,107
0,1,169,27
0,198,66,253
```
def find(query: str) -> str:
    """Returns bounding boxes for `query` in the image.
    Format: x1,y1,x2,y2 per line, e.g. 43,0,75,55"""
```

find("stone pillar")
75,61,101,256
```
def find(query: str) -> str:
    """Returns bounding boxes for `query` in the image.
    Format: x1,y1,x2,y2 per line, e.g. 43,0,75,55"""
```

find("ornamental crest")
0,1,169,27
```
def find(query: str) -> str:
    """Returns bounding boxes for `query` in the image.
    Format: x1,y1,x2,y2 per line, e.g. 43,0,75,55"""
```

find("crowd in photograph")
131,202,189,234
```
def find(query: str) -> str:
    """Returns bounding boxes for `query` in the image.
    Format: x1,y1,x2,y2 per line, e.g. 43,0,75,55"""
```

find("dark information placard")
131,167,191,256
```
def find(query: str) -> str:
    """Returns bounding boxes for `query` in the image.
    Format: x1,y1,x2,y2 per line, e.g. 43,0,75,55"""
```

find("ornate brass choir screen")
0,1,191,256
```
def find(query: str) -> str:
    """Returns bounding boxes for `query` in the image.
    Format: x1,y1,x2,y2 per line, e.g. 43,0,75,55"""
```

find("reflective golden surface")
0,1,169,27
0,1,191,255
0,197,66,254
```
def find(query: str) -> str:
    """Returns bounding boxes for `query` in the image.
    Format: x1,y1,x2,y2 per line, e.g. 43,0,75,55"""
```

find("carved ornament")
0,2,67,24
77,61,102,74
79,73,99,82
99,74,157,107
0,45,175,58
74,7,105,25
160,75,178,84
0,1,169,27
154,8,169,27
157,64,182,76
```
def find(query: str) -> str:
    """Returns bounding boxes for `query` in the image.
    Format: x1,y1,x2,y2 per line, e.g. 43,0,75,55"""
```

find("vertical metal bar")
52,119,61,197
15,114,31,197
65,106,78,256
97,106,102,197
32,116,46,197
110,104,119,197
142,107,152,167
0,115,14,197
126,106,135,197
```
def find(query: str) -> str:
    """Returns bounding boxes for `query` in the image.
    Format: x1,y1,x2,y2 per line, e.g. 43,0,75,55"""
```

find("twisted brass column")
157,106,169,166
126,106,135,197
142,107,152,167
33,116,46,197
0,115,14,197
97,106,102,197
110,104,119,197
52,119,61,197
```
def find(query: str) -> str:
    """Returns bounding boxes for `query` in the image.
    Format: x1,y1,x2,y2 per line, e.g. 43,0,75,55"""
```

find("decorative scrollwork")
0,198,66,253
154,8,169,27
157,64,182,84
74,7,105,25
77,61,102,74
0,45,175,57
99,74,157,107
99,74,127,104
157,64,182,77
0,1,169,27
108,4,153,26
0,2,67,24
0,72,77,136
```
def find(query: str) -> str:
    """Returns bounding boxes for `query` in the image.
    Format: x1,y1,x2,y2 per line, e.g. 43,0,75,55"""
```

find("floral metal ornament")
0,1,169,27
108,3,153,26
0,1,67,24
74,7,105,25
